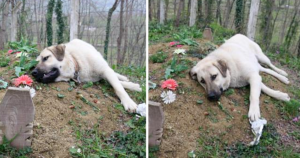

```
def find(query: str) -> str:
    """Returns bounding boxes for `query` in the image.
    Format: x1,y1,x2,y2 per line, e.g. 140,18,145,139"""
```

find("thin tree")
104,0,119,60
46,0,55,46
259,0,274,49
223,0,235,27
149,0,152,21
175,0,184,27
235,0,244,33
0,0,9,49
117,0,125,65
246,0,260,40
55,0,64,44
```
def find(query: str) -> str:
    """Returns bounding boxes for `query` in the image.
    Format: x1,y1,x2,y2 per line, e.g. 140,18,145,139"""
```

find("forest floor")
0,53,146,157
149,39,300,158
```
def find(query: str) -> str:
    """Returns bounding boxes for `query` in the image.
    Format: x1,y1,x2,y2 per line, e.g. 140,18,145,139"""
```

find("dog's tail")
120,81,142,92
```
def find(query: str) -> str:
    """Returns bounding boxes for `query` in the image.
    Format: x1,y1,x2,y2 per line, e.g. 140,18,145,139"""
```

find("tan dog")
32,39,141,111
190,34,290,121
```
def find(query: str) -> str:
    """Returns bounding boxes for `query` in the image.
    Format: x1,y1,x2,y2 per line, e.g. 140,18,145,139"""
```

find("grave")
0,87,35,149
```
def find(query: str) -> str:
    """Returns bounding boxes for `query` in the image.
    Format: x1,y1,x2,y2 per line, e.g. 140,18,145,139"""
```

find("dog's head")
190,59,230,101
32,44,65,83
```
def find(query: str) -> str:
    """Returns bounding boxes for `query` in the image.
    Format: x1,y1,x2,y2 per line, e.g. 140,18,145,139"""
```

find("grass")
0,136,32,158
69,116,146,158
149,51,168,63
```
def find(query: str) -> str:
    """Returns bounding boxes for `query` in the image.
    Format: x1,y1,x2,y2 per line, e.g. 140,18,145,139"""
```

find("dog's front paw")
122,98,137,112
248,105,261,121
279,92,290,101
281,76,289,84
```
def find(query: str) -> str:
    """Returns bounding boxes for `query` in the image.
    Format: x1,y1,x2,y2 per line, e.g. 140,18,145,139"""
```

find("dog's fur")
32,39,141,111
190,34,290,121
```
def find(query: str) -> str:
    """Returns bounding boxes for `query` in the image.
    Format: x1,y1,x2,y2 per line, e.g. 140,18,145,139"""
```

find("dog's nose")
31,69,38,77
208,92,217,101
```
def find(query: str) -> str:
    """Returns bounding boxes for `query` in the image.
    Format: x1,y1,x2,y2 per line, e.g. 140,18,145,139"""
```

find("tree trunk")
216,0,222,25
0,1,9,49
70,0,79,40
149,0,152,21
279,0,290,44
159,0,165,24
165,0,169,22
11,1,21,42
117,0,124,65
197,0,203,27
189,0,197,26
104,0,119,60
223,0,235,28
175,0,184,27
246,0,260,40
235,0,244,33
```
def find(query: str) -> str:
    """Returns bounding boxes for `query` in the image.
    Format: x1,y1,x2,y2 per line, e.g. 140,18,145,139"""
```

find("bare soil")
0,54,139,158
149,41,300,158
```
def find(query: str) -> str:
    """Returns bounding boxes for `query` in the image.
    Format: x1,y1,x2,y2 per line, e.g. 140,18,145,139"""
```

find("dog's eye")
200,79,206,84
211,74,217,80
43,56,49,62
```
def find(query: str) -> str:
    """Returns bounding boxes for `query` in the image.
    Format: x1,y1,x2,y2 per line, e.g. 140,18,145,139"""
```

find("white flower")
21,86,36,98
161,91,176,104
173,49,186,55
77,148,81,153
136,103,146,117
15,52,28,58
71,146,75,148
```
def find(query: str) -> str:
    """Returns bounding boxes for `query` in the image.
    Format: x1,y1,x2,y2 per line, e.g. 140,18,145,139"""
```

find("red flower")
176,45,183,48
7,49,13,54
14,75,33,86
16,51,21,54
169,41,179,47
161,79,178,90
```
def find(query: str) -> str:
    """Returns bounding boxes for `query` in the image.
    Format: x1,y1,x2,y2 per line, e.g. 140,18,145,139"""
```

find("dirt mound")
149,41,300,158
0,54,143,157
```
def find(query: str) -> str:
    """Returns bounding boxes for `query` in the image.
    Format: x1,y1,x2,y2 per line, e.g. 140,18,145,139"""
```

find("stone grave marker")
0,87,35,149
203,28,213,41
149,101,165,146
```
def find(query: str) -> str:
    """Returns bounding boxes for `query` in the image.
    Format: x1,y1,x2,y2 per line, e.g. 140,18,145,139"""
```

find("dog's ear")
49,44,65,61
214,60,227,77
189,68,197,80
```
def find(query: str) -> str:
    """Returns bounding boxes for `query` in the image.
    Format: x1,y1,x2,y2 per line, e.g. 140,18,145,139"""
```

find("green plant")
235,0,245,33
209,22,236,45
0,136,32,157
165,56,190,79
0,57,10,67
284,99,300,118
8,38,38,55
150,51,168,63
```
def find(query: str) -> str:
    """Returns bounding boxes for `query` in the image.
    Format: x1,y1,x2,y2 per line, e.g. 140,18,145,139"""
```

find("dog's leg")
253,43,288,76
116,73,129,81
120,81,142,92
103,68,137,111
261,83,290,101
248,74,262,121
260,67,289,84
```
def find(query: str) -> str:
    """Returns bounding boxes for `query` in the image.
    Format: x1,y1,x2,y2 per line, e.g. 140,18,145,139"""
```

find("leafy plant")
150,51,168,63
165,56,190,79
0,57,10,67
209,22,236,45
82,81,93,89
0,135,32,157
284,99,300,118
8,38,38,55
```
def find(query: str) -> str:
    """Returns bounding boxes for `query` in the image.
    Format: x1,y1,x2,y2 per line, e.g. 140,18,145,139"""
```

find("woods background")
150,0,300,58
0,0,146,66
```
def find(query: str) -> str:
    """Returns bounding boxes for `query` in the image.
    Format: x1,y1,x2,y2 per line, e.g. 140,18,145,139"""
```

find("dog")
32,39,142,111
190,34,290,121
